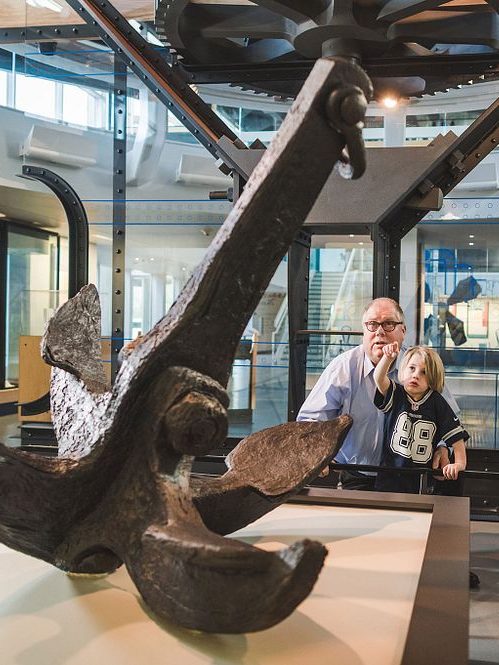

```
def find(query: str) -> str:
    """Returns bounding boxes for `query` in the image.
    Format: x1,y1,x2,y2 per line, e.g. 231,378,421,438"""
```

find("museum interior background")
1,0,499,510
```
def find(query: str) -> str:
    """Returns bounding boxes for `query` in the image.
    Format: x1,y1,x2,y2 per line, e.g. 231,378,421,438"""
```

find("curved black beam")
17,166,89,416
20,166,88,297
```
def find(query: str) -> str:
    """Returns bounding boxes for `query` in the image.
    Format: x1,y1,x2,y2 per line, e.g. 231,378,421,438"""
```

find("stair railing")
322,249,358,363
271,296,289,365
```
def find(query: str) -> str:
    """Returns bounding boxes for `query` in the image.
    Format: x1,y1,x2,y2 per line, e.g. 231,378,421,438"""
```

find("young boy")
373,342,468,493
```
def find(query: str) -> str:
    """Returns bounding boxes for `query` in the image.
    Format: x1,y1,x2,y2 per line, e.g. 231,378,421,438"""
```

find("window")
0,70,7,106
63,84,109,129
15,74,56,119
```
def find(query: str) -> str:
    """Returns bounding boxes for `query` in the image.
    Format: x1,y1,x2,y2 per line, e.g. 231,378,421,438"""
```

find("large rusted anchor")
0,56,370,633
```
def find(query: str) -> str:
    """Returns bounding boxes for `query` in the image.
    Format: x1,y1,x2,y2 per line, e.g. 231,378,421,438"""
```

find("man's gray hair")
362,297,406,325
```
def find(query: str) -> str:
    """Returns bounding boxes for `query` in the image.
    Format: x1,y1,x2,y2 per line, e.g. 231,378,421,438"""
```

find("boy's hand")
442,462,465,481
432,446,450,481
382,342,399,359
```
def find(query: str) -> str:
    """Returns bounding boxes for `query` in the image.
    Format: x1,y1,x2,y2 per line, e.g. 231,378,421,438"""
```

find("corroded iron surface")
0,55,364,633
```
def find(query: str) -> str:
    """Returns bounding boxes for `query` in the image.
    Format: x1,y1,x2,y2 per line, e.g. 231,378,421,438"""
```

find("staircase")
271,271,344,369
307,272,344,371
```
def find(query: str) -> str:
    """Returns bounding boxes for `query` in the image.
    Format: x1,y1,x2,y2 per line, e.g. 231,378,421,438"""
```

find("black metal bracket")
17,166,89,415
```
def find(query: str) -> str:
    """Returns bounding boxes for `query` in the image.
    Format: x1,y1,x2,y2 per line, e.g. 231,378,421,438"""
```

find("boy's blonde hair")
399,346,445,393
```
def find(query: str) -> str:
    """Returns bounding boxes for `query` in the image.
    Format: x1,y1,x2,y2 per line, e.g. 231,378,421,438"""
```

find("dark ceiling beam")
62,0,252,179
0,24,99,43
179,53,499,85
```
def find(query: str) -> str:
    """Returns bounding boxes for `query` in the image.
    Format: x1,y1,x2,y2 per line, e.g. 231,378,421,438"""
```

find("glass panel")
62,84,109,130
446,370,498,450
305,234,373,394
411,202,499,449
0,70,8,107
122,196,288,437
5,229,58,386
15,73,57,119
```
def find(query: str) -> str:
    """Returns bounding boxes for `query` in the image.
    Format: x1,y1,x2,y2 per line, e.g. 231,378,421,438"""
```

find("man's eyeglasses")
364,320,404,333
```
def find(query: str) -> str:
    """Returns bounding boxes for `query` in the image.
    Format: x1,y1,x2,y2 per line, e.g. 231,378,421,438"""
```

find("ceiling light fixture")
382,96,398,109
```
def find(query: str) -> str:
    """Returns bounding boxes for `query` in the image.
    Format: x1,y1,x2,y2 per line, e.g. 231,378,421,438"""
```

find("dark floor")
470,521,499,664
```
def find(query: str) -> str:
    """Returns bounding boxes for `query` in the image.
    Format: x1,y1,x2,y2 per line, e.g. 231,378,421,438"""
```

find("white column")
384,104,407,147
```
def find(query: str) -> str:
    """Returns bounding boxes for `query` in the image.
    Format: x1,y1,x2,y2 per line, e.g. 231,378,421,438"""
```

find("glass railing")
446,370,498,449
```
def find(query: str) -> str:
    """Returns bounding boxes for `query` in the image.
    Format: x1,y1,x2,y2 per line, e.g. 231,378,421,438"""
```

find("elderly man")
297,297,456,490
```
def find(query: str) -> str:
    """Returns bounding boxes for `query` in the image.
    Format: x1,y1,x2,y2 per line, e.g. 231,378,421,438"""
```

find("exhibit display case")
0,491,469,665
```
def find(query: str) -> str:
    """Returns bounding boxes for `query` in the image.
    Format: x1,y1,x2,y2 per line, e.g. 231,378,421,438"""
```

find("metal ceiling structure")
156,0,499,99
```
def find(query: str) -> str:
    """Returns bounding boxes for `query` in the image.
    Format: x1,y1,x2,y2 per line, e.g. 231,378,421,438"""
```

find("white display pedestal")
0,494,468,665
0,490,469,665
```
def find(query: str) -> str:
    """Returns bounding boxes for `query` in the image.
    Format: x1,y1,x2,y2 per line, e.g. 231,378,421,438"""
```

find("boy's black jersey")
374,380,469,493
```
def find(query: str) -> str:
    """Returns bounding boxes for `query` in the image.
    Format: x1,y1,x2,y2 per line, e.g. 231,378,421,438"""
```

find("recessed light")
359,241,364,245
469,234,475,238
349,234,355,238
382,96,398,109
469,242,474,246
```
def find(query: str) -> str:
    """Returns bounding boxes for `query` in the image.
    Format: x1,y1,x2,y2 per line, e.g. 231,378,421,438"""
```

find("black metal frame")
111,56,127,378
372,223,401,299
180,52,499,87
0,24,99,44
0,222,59,391
287,229,311,421
16,168,88,414
20,166,88,298
287,222,371,419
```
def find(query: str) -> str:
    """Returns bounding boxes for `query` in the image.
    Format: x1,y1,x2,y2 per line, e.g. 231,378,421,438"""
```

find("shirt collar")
363,353,375,378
